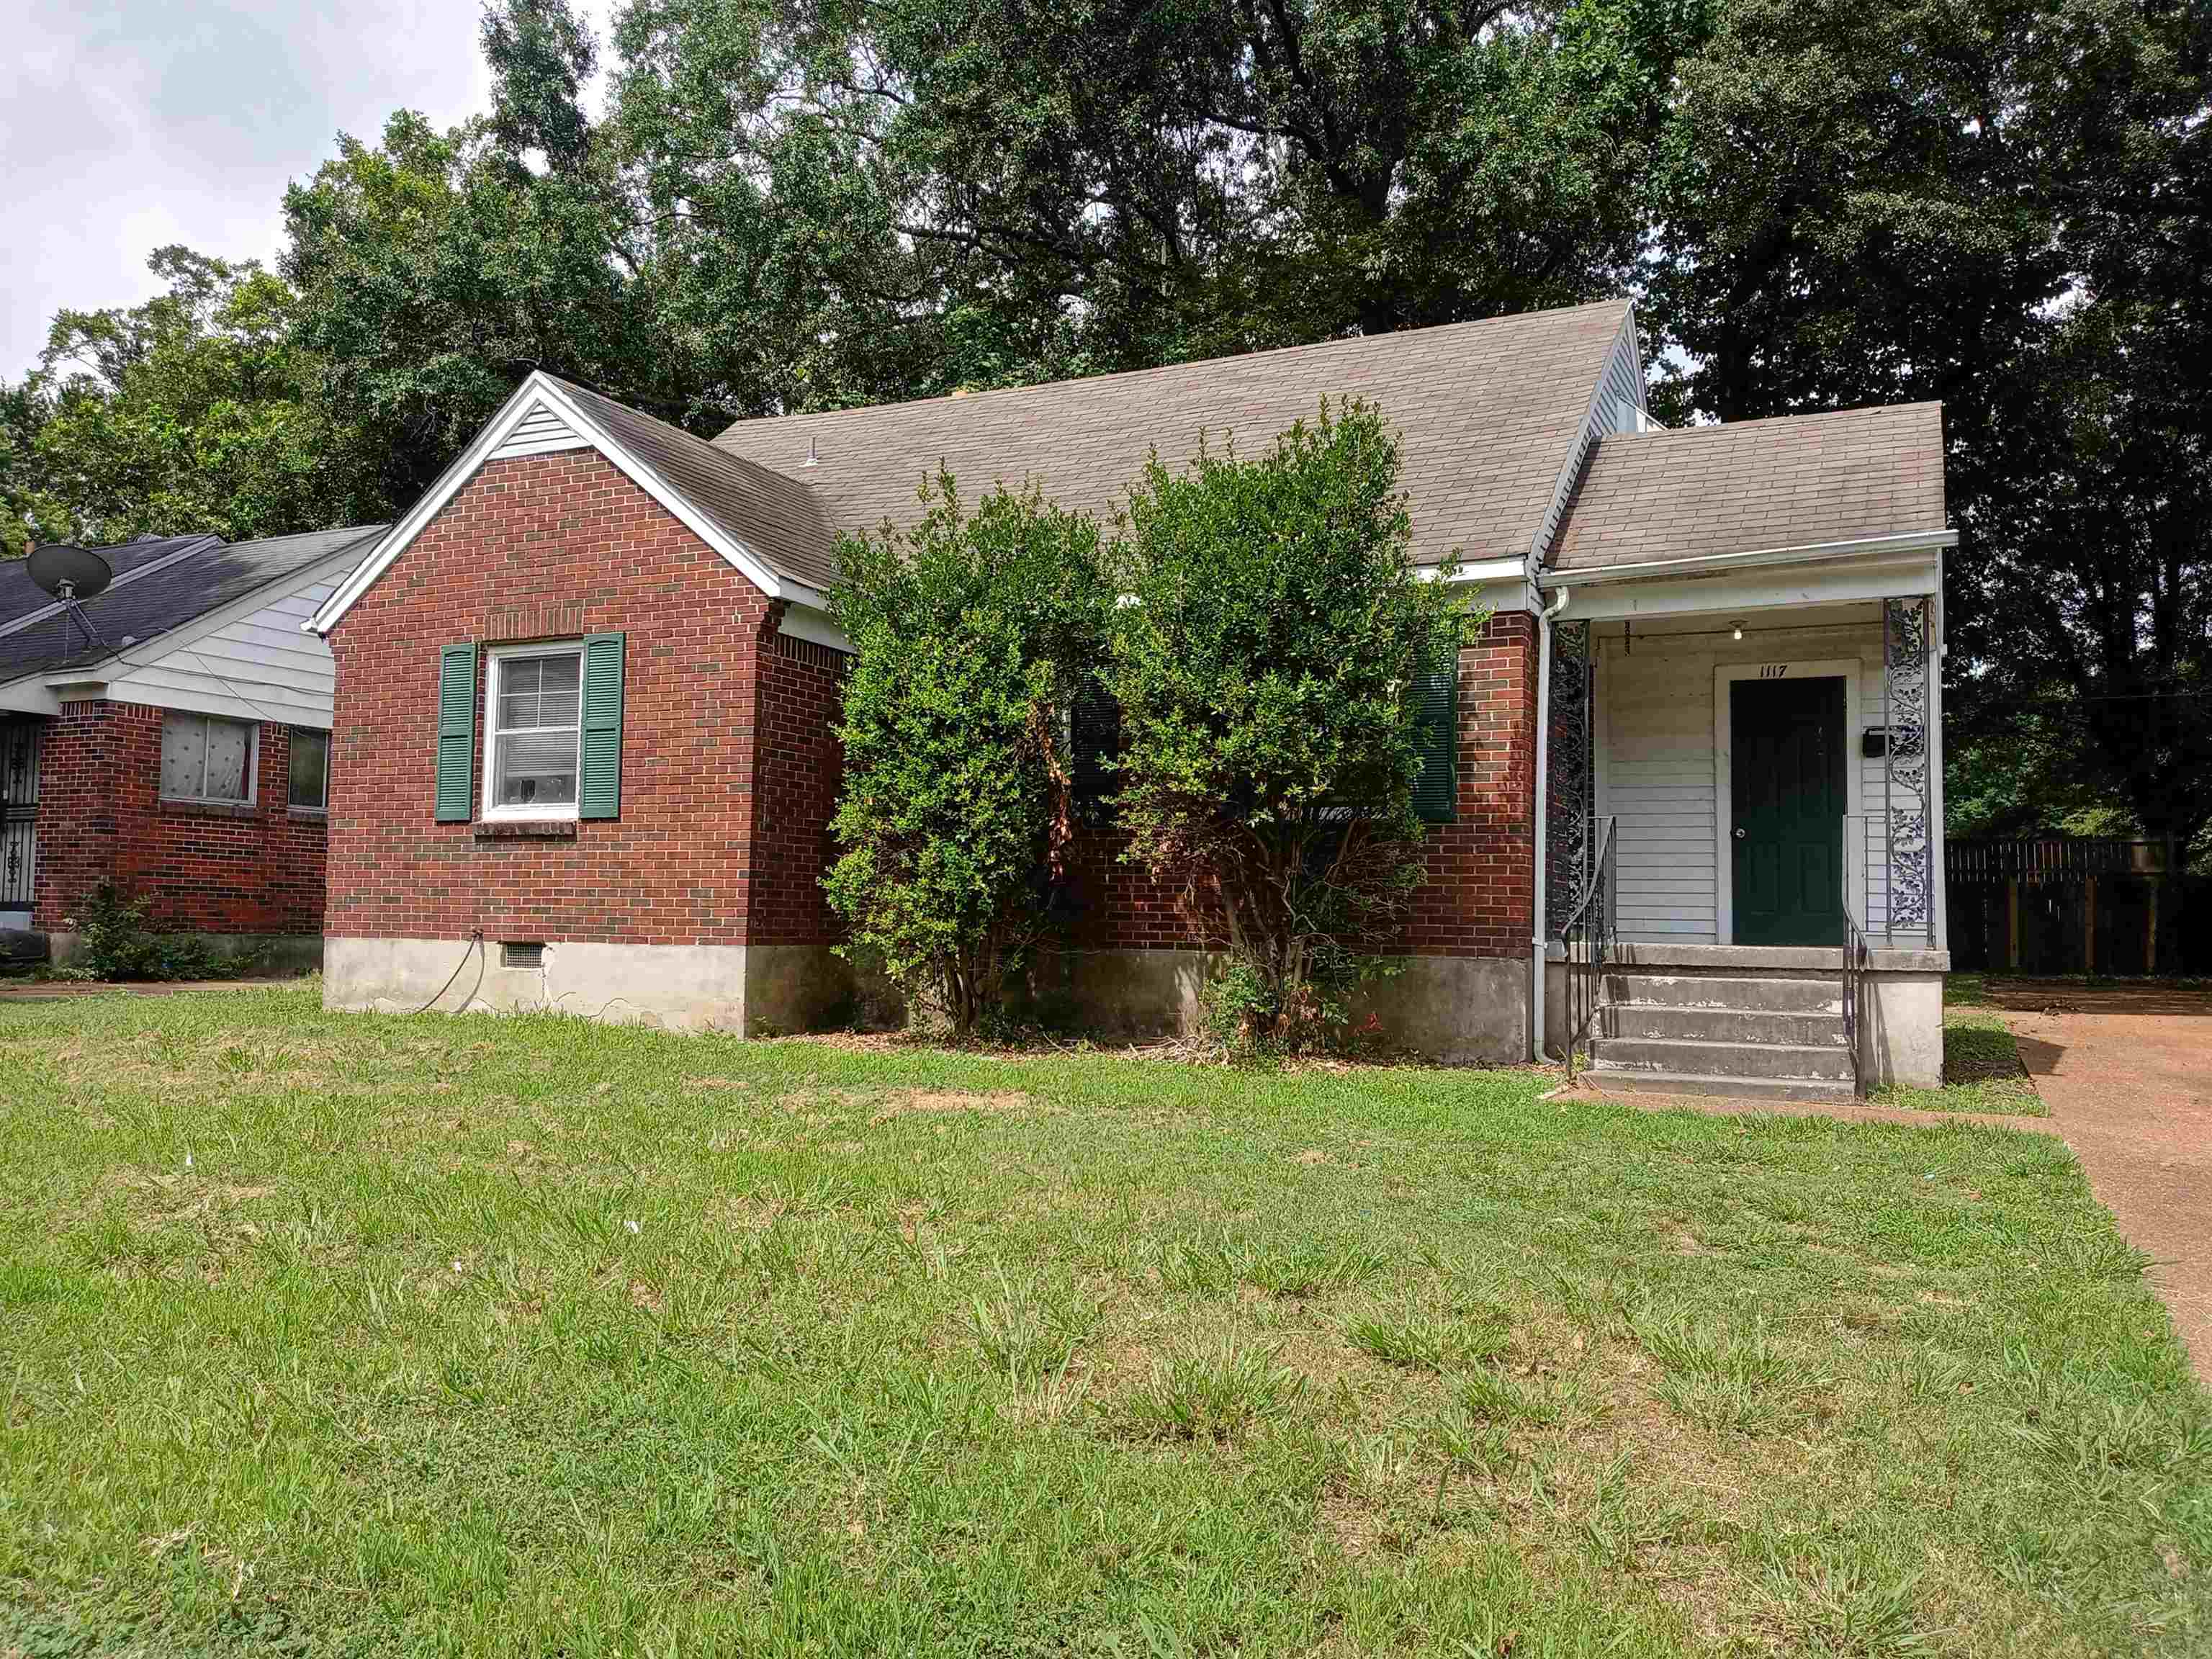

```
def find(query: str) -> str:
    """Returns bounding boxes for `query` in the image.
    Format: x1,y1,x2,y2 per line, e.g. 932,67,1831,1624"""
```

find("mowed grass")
1879,983,2046,1117
2,988,2207,1656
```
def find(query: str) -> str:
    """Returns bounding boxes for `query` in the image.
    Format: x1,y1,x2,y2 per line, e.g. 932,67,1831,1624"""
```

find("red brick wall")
1408,611,1539,958
322,440,1539,971
749,626,846,948
1061,612,1539,960
32,701,328,935
324,448,842,950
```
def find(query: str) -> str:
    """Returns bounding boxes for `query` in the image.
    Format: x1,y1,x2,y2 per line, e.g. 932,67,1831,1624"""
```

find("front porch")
1544,583,1946,1094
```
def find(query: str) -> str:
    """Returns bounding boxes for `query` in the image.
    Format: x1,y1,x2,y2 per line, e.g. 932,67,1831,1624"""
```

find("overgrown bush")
59,884,219,981
825,472,1112,1037
1109,400,1480,1054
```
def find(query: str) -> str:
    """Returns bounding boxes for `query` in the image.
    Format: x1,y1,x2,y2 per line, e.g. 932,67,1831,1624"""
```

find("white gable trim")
1526,302,1645,576
307,374,814,637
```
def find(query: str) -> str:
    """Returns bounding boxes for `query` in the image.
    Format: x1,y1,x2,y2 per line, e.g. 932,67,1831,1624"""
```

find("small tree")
825,472,1112,1035
1109,400,1478,1053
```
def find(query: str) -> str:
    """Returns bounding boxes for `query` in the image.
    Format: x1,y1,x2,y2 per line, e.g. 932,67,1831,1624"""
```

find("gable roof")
310,372,841,636
1549,403,1948,575
549,377,840,591
0,525,384,687
711,300,1637,568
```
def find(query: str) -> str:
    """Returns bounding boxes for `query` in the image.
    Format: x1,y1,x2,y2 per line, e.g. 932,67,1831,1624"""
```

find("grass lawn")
3,987,2206,1656
1876,980,2045,1117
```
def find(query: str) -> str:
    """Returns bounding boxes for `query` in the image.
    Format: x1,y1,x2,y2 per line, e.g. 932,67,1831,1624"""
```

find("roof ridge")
223,521,389,550
1595,402,1943,445
713,298,1635,440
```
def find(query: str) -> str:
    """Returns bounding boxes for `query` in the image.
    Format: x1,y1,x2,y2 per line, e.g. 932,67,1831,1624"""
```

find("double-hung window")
484,644,583,817
161,712,256,805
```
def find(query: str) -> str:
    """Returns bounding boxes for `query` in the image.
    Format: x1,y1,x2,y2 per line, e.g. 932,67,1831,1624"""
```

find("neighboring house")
307,298,1953,1094
0,524,386,966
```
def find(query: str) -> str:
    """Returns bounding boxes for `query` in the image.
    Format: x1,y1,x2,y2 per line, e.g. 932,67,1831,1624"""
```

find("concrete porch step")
1596,971,1841,1017
1596,1003,1846,1047
1581,1069,1858,1104
1588,1035,1856,1083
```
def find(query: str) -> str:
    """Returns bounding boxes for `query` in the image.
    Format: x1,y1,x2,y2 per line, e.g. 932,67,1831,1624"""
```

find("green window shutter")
435,643,477,822
580,631,625,820
1410,648,1457,826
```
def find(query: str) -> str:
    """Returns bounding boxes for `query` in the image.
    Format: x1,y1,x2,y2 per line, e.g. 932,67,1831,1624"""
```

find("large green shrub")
825,473,1112,1036
1108,400,1480,1053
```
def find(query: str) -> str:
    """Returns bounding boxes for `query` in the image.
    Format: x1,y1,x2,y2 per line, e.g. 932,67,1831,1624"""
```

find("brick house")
310,299,1956,1094
0,525,384,967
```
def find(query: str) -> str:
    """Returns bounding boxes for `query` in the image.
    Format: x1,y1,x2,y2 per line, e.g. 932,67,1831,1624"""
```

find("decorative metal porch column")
1546,619,1594,932
1881,597,1934,944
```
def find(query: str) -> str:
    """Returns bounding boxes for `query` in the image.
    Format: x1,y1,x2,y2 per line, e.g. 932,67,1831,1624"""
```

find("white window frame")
482,641,585,822
160,711,258,806
287,727,331,812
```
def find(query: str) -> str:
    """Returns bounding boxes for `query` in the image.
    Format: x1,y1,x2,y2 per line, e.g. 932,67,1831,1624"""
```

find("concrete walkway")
1977,979,2212,1385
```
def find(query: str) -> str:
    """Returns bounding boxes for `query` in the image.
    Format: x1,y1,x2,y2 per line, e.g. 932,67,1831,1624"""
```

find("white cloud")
0,0,608,379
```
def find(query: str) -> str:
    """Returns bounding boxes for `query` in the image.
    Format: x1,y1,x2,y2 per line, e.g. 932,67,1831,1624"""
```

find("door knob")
1734,828,1745,839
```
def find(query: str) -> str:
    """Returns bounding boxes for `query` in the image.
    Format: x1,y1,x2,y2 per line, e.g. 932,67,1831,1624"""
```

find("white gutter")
1416,557,1527,586
1530,583,1570,1061
1536,529,1956,588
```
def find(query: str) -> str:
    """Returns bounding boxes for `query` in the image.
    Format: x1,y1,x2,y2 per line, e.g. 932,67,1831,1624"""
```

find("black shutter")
1071,684,1121,821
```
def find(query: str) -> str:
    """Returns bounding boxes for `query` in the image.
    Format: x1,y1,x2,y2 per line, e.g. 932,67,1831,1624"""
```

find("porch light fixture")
1730,620,1744,641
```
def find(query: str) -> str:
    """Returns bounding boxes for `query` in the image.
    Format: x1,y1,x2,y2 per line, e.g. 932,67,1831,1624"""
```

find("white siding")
1595,619,1909,942
105,577,339,728
491,400,587,459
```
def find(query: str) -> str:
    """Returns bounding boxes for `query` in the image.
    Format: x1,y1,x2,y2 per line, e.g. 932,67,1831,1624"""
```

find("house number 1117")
1758,664,1789,678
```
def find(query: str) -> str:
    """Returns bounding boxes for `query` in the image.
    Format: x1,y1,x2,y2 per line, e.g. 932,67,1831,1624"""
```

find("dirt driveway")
1979,979,2212,1383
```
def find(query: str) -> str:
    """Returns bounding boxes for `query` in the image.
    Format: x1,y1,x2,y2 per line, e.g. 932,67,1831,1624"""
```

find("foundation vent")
500,940,547,970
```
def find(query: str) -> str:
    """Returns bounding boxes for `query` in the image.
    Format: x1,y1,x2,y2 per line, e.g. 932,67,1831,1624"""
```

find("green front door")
1730,676,1846,947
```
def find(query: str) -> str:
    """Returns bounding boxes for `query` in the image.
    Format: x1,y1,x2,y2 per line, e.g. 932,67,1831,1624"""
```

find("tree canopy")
1,0,2203,849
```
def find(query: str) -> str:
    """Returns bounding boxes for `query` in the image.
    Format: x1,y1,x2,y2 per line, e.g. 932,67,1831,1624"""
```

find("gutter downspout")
1530,585,1570,1061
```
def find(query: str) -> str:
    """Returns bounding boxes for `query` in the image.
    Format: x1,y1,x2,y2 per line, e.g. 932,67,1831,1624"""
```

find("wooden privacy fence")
1946,837,2208,976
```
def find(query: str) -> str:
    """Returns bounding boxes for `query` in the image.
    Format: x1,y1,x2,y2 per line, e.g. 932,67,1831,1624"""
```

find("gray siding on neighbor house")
104,572,344,728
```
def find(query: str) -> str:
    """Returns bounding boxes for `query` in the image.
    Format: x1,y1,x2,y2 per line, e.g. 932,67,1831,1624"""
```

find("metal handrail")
1839,823,1870,1098
1560,814,1618,1083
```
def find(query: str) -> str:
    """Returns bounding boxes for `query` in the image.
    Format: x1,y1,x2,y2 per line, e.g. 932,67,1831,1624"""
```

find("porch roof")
1548,403,1947,575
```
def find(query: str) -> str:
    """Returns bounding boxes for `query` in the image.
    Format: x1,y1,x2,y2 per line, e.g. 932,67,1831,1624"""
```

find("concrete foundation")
324,936,855,1035
1858,970,1943,1089
1025,947,1215,1038
1349,955,1529,1065
46,930,323,976
1024,947,1529,1063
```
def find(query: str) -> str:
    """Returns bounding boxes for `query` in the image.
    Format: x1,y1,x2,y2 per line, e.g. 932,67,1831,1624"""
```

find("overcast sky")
1,1,611,382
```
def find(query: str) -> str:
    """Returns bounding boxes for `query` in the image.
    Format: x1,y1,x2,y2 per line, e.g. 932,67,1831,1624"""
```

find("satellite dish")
27,543,114,603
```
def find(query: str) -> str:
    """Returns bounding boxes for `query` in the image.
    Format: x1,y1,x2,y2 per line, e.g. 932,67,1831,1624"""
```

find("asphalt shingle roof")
549,377,842,593
1550,403,1948,572
0,534,220,627
0,523,386,685
710,300,1635,569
